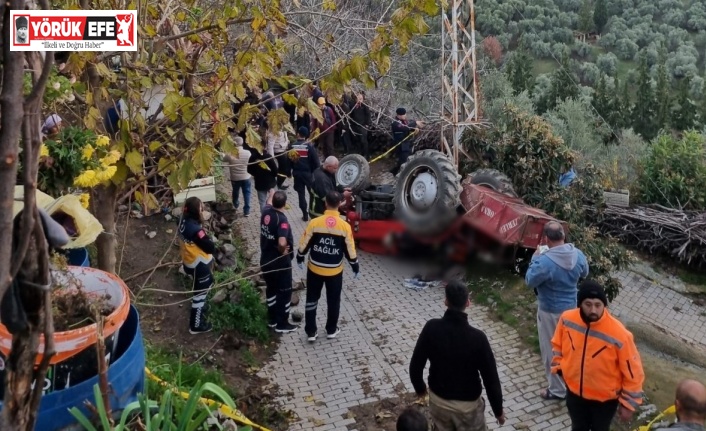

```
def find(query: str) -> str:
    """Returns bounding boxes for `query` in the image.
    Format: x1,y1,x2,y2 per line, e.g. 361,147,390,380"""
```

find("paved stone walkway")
234,186,571,431
227,180,706,430
612,270,706,351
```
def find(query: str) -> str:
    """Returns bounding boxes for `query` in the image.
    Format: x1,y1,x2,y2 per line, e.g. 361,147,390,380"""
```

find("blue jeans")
257,189,269,214
231,179,251,215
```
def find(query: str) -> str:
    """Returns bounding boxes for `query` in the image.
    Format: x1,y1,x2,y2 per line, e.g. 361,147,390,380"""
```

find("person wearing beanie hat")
291,126,320,221
15,16,29,44
391,107,423,176
551,280,645,431
525,221,589,401
577,279,608,308
222,135,252,217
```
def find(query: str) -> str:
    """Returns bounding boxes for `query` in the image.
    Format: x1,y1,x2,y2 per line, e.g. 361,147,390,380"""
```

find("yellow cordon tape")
635,405,676,431
145,367,272,431
367,130,418,165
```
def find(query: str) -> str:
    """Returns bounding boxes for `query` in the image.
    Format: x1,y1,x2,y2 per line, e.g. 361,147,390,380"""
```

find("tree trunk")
93,184,117,274
0,0,27,298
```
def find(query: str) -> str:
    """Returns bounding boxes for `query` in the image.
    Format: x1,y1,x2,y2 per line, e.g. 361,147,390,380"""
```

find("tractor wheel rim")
337,160,359,186
406,170,437,210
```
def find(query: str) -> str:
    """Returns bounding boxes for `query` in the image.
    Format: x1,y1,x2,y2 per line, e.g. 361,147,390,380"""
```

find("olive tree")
667,45,700,79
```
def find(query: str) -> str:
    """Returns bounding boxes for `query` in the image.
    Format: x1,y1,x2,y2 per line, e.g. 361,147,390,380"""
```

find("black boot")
189,307,213,334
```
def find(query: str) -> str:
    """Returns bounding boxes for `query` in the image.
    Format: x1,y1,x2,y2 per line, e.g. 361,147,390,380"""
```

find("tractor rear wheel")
465,168,518,198
393,150,462,236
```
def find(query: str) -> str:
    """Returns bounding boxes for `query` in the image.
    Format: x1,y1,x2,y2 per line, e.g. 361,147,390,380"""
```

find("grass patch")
145,342,237,399
533,59,557,76
676,268,706,291
616,59,637,78
209,267,271,342
466,264,540,353
530,46,638,90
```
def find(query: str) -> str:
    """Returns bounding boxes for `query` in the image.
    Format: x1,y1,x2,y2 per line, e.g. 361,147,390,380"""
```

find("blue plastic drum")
0,306,145,430
66,247,90,267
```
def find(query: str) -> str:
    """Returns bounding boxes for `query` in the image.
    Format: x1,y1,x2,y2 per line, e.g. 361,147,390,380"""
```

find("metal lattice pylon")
440,0,479,167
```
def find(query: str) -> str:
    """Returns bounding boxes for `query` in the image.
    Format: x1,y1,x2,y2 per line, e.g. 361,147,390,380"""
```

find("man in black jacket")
291,127,320,221
409,280,506,431
349,91,372,158
309,156,351,218
246,143,278,214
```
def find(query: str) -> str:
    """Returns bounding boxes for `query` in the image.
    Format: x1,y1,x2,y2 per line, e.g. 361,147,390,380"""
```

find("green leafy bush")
462,105,632,300
39,126,97,196
23,67,75,105
637,131,706,210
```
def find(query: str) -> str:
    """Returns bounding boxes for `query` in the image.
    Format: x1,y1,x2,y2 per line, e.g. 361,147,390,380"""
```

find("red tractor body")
344,182,566,265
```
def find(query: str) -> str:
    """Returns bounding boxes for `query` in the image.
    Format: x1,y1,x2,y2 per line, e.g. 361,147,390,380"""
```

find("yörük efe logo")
10,10,137,52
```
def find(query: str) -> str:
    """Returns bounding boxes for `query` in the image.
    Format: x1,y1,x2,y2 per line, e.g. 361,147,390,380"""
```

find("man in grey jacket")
656,380,706,431
525,221,589,401
222,136,252,217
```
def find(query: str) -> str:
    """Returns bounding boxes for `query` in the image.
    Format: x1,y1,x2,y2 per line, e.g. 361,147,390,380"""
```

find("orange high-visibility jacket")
551,308,645,411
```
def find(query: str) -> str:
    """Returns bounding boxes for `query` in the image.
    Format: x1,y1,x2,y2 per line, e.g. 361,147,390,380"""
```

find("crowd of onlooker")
208,73,706,431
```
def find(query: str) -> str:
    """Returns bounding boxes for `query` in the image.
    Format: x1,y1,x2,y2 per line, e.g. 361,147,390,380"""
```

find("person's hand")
267,188,276,198
496,413,506,426
417,120,425,128
297,261,304,270
414,390,428,406
617,405,633,422
343,190,352,199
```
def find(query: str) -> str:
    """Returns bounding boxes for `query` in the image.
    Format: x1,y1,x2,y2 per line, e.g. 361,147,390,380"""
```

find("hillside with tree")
476,0,706,139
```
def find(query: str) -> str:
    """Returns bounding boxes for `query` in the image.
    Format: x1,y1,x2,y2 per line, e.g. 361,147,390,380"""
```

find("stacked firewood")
596,204,706,269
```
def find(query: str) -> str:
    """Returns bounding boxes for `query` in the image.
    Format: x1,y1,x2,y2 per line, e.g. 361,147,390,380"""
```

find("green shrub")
637,131,706,210
462,105,633,300
39,126,98,196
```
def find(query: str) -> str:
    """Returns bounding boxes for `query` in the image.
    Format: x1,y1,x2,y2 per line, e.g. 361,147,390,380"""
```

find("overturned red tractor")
335,150,567,273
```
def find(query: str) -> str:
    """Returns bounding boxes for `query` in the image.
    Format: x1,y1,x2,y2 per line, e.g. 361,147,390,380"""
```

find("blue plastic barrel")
5,306,146,430
66,247,90,267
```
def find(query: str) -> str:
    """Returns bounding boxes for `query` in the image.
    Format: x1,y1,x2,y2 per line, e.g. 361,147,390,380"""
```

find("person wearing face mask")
551,280,645,431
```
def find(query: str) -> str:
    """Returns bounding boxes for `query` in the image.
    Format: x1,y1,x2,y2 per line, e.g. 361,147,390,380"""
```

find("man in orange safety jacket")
551,280,645,431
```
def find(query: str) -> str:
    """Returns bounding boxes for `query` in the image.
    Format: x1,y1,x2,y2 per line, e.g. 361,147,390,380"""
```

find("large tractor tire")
336,154,371,193
465,168,518,198
393,150,462,236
